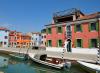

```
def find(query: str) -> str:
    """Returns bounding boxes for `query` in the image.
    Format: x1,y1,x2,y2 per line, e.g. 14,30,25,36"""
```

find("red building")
46,8,84,47
45,8,100,51
71,12,100,49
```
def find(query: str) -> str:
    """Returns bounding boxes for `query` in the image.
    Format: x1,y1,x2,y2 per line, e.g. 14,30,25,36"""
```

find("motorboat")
77,61,100,73
28,53,71,69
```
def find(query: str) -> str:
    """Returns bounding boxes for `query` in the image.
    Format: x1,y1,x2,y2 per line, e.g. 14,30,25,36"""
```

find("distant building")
20,34,31,48
9,31,18,48
27,32,42,46
9,31,31,48
41,29,46,47
0,27,9,47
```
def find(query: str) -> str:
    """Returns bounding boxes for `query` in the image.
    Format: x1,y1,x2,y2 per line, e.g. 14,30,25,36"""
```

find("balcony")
67,31,71,38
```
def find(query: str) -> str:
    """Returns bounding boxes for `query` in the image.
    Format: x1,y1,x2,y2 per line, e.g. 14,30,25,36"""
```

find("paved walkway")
0,47,98,63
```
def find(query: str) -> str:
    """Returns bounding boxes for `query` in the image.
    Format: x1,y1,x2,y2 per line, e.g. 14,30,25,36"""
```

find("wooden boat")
77,61,100,73
28,53,71,69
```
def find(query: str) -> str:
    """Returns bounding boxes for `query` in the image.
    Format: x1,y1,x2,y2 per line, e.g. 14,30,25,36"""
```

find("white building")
0,27,9,47
27,32,42,46
41,29,46,47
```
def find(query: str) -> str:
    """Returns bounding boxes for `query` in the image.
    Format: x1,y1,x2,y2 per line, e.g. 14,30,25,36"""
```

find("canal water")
0,53,87,73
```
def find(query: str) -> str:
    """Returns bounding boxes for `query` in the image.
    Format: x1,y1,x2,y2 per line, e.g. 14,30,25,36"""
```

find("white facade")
27,32,42,46
41,33,46,47
0,29,9,47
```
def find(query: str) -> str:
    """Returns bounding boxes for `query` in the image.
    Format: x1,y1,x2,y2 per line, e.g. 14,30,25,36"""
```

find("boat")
28,53,71,69
9,53,27,60
77,61,100,73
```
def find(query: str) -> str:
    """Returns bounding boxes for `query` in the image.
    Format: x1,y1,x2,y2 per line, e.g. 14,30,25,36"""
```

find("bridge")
0,47,97,63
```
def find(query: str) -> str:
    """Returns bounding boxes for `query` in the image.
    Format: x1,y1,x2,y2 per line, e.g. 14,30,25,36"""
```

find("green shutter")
59,40,62,47
96,22,99,31
81,39,83,48
74,24,76,32
57,26,62,33
89,39,92,48
61,27,62,33
46,41,48,47
89,23,91,32
75,39,77,48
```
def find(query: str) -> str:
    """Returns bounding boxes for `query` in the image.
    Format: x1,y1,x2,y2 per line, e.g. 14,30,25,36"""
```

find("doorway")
67,39,71,52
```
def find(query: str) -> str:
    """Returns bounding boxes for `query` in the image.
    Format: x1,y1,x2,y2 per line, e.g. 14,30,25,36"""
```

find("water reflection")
0,53,86,73
0,56,9,68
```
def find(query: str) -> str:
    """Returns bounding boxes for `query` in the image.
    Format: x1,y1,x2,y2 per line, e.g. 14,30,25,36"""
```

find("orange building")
9,31,31,48
20,34,31,48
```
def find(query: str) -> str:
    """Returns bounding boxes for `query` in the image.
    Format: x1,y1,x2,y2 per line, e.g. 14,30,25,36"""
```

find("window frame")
76,39,83,48
74,24,82,32
57,26,62,33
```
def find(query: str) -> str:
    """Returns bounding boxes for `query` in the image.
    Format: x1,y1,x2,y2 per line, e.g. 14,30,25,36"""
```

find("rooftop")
53,8,84,18
0,27,9,31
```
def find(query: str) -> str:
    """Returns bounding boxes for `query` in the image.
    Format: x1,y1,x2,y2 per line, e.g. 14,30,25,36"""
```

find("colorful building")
71,12,100,49
41,29,46,47
45,8,100,52
9,31,31,48
9,31,18,48
0,27,9,48
45,8,83,48
20,34,31,48
27,32,42,46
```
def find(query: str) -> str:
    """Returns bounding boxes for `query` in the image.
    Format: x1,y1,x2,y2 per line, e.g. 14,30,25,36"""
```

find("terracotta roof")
78,12,100,20
0,27,9,31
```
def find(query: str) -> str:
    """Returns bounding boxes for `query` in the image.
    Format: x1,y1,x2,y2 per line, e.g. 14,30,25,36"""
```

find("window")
75,24,82,32
76,39,82,48
57,26,62,33
5,36,8,39
5,30,8,32
57,40,62,47
42,36,43,38
4,42,7,45
17,42,19,44
14,43,16,45
90,39,98,48
41,41,43,44
47,40,52,47
89,22,98,31
48,28,51,34
15,37,17,40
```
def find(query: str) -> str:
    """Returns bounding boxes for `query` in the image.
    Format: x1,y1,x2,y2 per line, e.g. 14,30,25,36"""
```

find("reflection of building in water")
8,58,21,65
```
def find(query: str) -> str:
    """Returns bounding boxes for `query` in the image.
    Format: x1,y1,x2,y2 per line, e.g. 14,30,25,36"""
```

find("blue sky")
0,0,100,33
